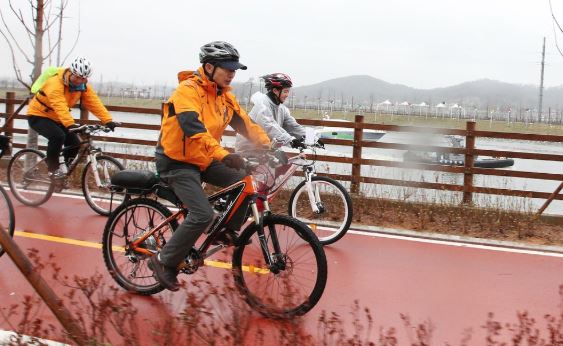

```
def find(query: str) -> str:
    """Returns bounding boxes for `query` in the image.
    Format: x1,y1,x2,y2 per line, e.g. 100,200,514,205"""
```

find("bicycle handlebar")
241,149,288,173
68,122,121,134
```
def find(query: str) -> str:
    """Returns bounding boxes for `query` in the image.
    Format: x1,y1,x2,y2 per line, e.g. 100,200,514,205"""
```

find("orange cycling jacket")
157,67,270,171
27,68,112,128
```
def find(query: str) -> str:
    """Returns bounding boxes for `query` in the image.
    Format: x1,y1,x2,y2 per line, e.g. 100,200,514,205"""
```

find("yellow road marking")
14,230,269,274
15,230,102,249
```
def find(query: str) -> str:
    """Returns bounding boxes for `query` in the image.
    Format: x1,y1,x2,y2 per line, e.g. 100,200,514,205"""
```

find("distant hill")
232,75,563,109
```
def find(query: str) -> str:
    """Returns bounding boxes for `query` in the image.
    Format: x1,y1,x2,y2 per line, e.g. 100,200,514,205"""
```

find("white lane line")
7,189,563,258
347,229,563,258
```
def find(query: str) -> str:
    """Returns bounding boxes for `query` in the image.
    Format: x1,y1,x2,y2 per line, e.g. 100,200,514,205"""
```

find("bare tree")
0,0,80,148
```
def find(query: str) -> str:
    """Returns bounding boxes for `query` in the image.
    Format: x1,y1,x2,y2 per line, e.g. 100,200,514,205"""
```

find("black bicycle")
0,135,16,258
102,150,328,319
7,124,125,215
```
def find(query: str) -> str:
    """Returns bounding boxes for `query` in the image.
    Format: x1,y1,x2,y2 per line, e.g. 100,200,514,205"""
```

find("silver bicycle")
7,124,125,215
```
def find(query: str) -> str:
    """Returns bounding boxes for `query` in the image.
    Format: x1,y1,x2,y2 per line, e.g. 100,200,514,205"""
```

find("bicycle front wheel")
232,214,327,318
81,155,125,216
102,198,178,295
0,186,15,258
7,149,54,206
288,176,353,245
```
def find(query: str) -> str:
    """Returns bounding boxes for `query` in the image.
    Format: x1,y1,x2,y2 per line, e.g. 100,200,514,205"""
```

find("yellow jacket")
157,67,270,171
27,68,112,127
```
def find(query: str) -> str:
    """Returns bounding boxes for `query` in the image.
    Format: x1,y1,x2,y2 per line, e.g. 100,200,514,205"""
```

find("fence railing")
2,92,563,215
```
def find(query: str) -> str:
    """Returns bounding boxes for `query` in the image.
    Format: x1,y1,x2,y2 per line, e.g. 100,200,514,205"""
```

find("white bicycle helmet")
70,57,93,78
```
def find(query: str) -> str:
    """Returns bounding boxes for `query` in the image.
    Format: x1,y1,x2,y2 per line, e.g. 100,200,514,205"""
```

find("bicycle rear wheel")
232,214,327,318
8,149,54,206
81,155,125,216
288,176,353,245
0,186,15,257
102,198,178,295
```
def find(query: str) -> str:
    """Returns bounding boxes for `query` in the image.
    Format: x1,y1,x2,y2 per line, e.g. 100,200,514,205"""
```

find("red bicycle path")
1,193,562,345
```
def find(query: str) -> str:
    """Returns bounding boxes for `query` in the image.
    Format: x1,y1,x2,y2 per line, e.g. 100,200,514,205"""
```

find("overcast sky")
2,0,563,89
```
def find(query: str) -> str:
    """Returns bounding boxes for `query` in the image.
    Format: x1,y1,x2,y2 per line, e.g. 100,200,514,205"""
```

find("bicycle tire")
0,185,15,258
7,149,54,206
288,176,353,245
81,155,125,216
232,214,327,318
102,198,178,295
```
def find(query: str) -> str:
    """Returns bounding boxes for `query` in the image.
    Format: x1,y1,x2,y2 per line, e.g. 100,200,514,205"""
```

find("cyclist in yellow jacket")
27,57,118,179
151,41,270,291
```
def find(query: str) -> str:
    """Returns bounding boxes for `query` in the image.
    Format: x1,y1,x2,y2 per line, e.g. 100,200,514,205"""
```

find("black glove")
222,153,245,170
105,121,119,131
290,136,306,149
67,123,80,131
316,138,325,148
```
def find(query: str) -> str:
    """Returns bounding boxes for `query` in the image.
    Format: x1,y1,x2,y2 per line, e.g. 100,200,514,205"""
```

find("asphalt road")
1,193,562,345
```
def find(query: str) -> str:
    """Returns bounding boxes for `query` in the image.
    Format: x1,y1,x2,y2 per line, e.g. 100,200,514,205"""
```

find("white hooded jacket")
235,92,305,151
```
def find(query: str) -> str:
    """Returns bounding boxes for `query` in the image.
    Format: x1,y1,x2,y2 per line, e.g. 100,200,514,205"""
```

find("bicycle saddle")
111,170,158,191
110,170,182,206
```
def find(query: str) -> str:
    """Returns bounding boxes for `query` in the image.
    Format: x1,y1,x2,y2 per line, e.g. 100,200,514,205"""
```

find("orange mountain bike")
101,150,327,318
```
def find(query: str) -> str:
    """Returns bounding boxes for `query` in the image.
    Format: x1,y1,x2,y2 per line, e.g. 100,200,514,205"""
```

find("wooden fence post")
5,92,15,156
463,121,476,204
351,114,364,194
80,106,89,123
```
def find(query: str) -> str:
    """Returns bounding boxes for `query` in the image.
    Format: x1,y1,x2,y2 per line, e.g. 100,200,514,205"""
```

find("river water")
9,109,563,216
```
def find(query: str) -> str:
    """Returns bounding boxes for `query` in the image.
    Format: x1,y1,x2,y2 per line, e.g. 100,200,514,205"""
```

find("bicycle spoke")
233,214,327,318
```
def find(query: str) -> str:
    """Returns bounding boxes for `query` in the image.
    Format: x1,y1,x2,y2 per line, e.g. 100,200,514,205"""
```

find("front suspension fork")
252,198,283,271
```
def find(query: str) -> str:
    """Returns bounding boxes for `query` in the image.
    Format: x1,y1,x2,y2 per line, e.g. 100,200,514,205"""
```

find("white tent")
449,103,465,118
376,99,393,112
415,102,429,116
435,102,447,117
399,101,410,115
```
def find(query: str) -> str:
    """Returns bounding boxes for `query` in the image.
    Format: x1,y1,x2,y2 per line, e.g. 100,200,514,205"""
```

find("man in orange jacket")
150,41,270,291
27,57,118,179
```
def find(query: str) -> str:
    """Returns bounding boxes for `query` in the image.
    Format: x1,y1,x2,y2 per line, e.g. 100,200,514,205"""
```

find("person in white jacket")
235,73,309,151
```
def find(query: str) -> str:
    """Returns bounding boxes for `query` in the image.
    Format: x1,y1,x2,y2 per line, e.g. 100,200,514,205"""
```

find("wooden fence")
2,92,563,215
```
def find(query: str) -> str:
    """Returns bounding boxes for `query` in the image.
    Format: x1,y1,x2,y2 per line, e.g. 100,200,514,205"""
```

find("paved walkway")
1,192,562,344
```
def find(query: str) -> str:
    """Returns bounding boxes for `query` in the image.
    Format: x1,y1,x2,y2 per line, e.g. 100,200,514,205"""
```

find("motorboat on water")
402,135,515,168
316,113,386,142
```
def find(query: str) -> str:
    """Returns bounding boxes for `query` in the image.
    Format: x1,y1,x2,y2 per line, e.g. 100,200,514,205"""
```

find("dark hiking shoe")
149,254,180,292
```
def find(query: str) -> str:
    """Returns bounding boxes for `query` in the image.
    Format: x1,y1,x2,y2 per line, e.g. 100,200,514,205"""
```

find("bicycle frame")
22,126,108,186
62,128,104,177
258,149,322,213
126,174,279,271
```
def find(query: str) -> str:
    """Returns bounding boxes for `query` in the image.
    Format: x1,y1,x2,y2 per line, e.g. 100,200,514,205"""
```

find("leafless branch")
550,0,563,33
0,28,30,90
61,1,80,65
8,0,34,39
552,21,563,58
44,39,61,63
0,9,33,64
549,0,563,58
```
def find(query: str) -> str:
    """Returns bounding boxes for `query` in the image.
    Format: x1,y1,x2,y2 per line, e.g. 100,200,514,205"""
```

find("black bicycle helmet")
199,41,247,70
262,73,293,90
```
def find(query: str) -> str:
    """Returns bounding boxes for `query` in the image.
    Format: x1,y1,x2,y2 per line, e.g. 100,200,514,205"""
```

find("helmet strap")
203,63,223,95
267,90,282,105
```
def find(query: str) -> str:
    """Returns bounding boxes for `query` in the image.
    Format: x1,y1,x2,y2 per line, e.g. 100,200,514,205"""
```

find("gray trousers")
158,160,245,268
